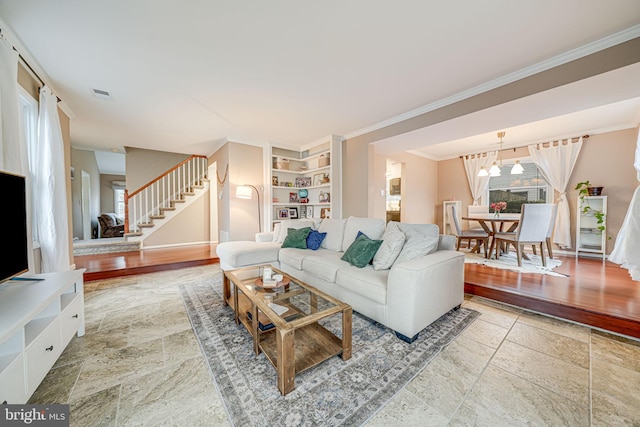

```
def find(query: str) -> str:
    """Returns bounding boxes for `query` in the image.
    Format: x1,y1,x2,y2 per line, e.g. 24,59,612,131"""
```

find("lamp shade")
235,185,253,199
511,161,524,174
478,167,489,177
489,162,501,177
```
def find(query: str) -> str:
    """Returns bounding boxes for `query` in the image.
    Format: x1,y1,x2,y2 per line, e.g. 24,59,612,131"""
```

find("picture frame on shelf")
295,177,312,187
289,192,299,203
321,208,331,219
276,208,289,219
288,207,298,219
319,191,330,203
272,175,279,186
306,206,314,218
313,172,329,186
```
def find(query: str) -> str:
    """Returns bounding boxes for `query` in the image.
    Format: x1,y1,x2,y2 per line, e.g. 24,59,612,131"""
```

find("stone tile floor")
30,265,640,426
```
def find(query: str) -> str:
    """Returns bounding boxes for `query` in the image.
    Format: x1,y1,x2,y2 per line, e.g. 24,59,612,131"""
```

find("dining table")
461,213,521,259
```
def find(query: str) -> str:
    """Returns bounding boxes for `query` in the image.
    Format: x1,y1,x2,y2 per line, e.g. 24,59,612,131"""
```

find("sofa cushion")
373,227,406,271
279,247,312,270
341,217,385,252
336,266,389,305
318,219,347,251
306,229,327,250
303,250,348,283
272,222,281,242
216,241,281,269
341,233,383,268
394,223,440,265
276,220,316,243
282,227,311,249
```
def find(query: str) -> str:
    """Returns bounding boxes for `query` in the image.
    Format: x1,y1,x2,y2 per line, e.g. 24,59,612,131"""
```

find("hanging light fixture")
511,160,524,174
478,166,489,177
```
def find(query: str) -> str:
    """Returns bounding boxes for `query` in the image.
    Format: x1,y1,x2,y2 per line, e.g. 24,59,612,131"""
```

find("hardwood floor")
74,245,640,339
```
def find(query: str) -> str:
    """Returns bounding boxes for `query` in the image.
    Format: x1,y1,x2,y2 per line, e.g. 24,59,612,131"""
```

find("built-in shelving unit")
269,135,342,227
0,269,85,404
576,195,607,259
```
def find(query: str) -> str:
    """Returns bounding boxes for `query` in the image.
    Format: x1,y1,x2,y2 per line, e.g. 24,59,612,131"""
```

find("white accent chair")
493,204,556,266
448,204,489,256
467,205,488,231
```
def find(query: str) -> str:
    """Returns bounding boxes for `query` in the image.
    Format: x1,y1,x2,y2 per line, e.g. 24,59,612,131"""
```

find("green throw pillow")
341,233,383,268
281,227,311,249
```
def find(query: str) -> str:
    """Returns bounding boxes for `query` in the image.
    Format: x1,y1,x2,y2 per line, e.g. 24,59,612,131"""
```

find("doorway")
81,170,91,240
386,160,402,223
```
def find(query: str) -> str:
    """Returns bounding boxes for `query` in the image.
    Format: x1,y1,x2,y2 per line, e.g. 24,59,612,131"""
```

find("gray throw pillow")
373,229,405,270
393,223,439,265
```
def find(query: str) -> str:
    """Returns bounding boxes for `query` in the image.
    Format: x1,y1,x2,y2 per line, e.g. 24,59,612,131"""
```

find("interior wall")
228,143,264,241
209,143,230,242
342,139,369,218
436,127,639,254
70,148,101,240
142,192,210,247
125,147,189,191
99,173,125,214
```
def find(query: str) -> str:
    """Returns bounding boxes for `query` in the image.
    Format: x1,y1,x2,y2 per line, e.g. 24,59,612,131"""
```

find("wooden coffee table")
223,265,352,395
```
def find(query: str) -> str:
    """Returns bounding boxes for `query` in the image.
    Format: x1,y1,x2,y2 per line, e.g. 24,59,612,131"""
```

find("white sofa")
216,217,464,342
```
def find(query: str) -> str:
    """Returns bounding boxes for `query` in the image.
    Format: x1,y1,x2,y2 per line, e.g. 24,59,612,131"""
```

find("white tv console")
0,269,85,404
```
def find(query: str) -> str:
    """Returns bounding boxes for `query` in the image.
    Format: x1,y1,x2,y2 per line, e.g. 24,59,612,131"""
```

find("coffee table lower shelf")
259,323,344,375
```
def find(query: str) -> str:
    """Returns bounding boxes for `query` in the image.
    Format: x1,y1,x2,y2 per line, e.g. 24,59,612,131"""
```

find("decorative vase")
494,211,500,218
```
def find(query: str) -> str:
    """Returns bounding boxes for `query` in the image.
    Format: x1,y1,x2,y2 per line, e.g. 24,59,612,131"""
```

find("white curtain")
36,85,70,272
609,131,640,281
463,151,497,205
528,138,583,249
0,36,23,174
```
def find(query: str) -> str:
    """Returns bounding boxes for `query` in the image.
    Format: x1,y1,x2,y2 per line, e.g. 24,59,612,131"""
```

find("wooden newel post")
124,189,129,234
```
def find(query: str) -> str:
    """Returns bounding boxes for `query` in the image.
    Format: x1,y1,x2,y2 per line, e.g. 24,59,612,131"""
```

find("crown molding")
343,25,640,142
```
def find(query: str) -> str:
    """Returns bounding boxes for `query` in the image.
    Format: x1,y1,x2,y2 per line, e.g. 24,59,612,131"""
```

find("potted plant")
574,181,608,236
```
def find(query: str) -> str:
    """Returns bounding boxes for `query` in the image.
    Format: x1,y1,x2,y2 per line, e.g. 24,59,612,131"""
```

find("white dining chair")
448,204,489,256
493,204,556,267
467,205,488,231
531,203,558,259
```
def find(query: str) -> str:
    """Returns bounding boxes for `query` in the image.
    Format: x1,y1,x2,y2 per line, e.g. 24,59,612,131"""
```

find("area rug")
464,251,568,277
179,274,479,426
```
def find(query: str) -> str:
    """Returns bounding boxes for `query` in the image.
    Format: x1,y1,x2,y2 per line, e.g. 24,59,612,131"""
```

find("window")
487,161,550,213
18,89,39,244
114,187,125,218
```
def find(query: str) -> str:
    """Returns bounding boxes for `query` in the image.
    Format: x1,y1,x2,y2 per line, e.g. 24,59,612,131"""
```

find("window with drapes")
486,161,551,213
18,90,39,244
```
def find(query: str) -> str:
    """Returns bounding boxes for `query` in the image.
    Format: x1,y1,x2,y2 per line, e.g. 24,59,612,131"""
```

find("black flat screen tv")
1,171,29,283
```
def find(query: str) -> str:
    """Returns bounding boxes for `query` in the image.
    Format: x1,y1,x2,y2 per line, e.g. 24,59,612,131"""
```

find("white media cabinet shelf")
0,269,85,404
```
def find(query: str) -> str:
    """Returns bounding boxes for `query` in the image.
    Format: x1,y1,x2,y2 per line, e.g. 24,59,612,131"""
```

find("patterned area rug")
179,274,479,426
464,252,568,277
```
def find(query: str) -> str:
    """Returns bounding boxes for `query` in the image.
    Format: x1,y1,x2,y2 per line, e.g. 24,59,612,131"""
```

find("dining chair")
531,203,558,259
467,205,488,231
448,204,489,256
493,204,556,267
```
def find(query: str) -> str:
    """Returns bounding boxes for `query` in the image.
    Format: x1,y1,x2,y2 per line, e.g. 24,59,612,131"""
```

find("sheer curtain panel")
463,151,497,205
528,138,582,249
609,132,640,281
36,86,70,272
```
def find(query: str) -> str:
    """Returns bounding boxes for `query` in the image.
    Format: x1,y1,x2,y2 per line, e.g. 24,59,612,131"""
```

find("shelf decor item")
575,181,607,235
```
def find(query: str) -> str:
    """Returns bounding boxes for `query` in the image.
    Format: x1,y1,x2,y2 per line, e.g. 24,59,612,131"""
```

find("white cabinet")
442,201,462,235
0,269,85,403
270,135,342,227
576,195,607,259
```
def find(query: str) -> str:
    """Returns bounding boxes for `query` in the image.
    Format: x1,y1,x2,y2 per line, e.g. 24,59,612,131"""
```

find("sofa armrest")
386,250,465,338
255,232,275,242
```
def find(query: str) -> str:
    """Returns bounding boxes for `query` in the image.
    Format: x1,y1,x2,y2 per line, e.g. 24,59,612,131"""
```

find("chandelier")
478,131,523,176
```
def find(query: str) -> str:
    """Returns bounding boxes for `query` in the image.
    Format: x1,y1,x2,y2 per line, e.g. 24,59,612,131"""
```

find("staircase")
124,155,209,243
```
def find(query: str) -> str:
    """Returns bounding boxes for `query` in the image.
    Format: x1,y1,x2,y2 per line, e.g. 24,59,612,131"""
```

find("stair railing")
124,155,208,234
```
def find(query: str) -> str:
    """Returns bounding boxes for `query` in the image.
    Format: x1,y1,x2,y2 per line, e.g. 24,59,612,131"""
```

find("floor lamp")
235,184,261,232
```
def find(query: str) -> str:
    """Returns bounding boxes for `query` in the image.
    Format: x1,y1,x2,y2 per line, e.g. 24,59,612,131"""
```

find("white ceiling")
1,1,639,167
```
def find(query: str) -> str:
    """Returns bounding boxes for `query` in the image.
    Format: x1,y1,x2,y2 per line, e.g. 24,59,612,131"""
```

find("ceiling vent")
91,88,113,100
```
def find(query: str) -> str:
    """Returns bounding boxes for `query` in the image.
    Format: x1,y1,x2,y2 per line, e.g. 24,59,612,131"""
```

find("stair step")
172,199,186,204
160,207,176,214
149,215,166,220
182,192,195,196
124,232,143,238
192,185,204,189
138,223,155,228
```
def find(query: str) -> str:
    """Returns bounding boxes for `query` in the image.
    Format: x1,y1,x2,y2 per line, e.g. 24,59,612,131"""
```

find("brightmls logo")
1,405,69,426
